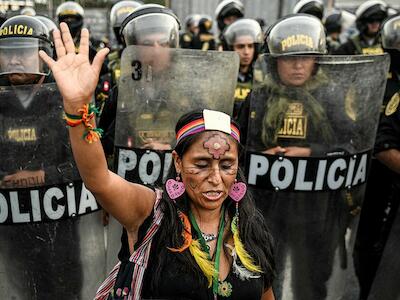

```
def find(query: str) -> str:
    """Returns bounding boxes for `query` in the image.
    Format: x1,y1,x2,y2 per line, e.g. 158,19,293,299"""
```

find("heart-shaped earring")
229,181,247,202
166,175,185,200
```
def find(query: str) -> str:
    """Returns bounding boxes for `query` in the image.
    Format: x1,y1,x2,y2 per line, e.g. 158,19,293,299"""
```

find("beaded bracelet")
64,103,104,144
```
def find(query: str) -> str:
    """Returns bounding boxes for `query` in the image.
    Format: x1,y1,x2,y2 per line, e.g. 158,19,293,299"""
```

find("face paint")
203,134,230,159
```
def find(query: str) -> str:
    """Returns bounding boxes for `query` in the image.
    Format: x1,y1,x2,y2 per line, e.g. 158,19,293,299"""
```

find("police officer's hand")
284,146,311,157
1,170,45,188
39,22,109,110
263,146,286,155
142,139,172,150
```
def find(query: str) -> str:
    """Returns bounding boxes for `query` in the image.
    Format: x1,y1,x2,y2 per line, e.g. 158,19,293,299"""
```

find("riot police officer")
180,14,201,49
215,0,244,48
324,10,343,53
222,18,263,117
99,4,180,155
237,14,364,300
335,0,388,55
293,0,324,20
0,15,83,299
354,14,400,300
56,1,99,63
190,15,216,51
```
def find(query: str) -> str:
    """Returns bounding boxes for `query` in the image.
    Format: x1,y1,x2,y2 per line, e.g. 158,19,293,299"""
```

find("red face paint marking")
203,134,230,159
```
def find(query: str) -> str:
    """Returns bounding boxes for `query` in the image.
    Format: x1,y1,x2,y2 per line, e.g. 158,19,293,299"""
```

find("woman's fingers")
92,47,110,76
60,22,76,54
39,50,55,70
79,28,89,57
53,29,66,58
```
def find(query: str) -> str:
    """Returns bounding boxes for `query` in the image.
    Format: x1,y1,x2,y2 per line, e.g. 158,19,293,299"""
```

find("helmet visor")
381,17,400,50
0,37,52,76
268,16,326,56
122,13,179,47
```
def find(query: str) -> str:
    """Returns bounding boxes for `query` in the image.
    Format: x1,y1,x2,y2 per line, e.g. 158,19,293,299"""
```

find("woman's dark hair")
149,109,275,291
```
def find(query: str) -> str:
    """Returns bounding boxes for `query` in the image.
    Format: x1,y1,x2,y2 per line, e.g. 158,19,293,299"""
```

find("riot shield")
244,54,390,300
115,46,239,186
0,83,106,299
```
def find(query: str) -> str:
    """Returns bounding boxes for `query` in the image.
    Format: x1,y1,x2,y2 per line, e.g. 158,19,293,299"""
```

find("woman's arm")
39,23,155,231
261,287,275,300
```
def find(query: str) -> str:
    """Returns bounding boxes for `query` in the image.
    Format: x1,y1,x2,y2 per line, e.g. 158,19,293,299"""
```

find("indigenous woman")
39,23,275,299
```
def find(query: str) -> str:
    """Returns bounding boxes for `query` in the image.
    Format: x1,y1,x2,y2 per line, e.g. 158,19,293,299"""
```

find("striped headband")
176,109,240,145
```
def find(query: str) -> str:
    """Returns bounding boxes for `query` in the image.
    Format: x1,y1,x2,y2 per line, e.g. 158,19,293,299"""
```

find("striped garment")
94,189,164,300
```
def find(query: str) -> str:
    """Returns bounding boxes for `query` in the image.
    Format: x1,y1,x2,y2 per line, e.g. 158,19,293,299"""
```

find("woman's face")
277,55,315,87
173,131,239,211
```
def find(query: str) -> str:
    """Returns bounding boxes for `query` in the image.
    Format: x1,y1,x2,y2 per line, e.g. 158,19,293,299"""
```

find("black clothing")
191,33,216,51
117,210,268,300
354,70,400,300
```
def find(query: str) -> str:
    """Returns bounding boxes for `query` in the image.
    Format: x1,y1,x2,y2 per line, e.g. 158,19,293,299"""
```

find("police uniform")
334,34,384,55
353,13,400,299
238,15,358,300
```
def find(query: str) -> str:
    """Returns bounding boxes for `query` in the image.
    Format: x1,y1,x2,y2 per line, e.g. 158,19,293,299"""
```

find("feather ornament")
225,244,261,280
167,211,192,252
231,215,263,274
189,239,215,287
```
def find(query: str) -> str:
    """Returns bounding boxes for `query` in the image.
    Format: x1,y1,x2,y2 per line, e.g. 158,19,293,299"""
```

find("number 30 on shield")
131,60,142,81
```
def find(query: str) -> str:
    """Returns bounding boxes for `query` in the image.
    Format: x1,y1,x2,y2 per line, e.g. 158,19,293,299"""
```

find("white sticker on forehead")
203,109,231,134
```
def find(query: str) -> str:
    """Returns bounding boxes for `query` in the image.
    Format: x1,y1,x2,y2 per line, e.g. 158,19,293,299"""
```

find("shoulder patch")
385,93,400,116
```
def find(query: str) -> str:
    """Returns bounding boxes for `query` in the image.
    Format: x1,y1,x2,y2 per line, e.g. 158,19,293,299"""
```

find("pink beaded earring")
166,173,185,200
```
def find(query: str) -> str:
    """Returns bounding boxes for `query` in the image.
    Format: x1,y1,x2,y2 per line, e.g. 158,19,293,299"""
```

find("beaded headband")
175,109,240,145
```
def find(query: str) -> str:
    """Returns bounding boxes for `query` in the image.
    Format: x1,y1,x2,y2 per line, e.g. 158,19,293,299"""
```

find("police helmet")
223,18,263,52
56,1,85,38
198,15,213,33
35,15,58,37
120,4,180,48
266,14,326,56
215,0,244,32
381,14,400,50
21,7,36,16
355,0,388,32
0,15,53,76
324,10,342,34
110,1,142,43
184,14,201,31
293,0,324,20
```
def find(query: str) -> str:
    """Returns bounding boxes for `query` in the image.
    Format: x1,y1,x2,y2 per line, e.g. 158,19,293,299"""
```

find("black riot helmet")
355,0,388,33
120,4,180,48
56,1,85,39
215,0,244,32
381,14,400,50
110,0,143,44
0,15,53,76
222,18,263,55
324,10,342,35
266,14,327,56
293,0,324,20
198,15,213,33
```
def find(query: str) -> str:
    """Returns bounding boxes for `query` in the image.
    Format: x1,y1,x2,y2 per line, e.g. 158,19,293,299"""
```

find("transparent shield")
115,46,238,148
244,53,390,300
0,83,106,299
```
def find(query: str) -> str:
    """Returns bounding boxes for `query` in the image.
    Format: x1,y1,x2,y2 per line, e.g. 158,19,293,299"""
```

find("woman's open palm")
39,22,109,106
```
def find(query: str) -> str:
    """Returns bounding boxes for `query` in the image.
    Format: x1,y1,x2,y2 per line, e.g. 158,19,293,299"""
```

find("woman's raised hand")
39,22,109,110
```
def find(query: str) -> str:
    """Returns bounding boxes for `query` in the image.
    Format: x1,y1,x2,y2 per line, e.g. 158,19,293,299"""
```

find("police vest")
351,35,384,55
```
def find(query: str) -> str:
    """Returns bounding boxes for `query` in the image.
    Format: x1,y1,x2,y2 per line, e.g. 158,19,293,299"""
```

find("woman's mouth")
202,191,223,201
